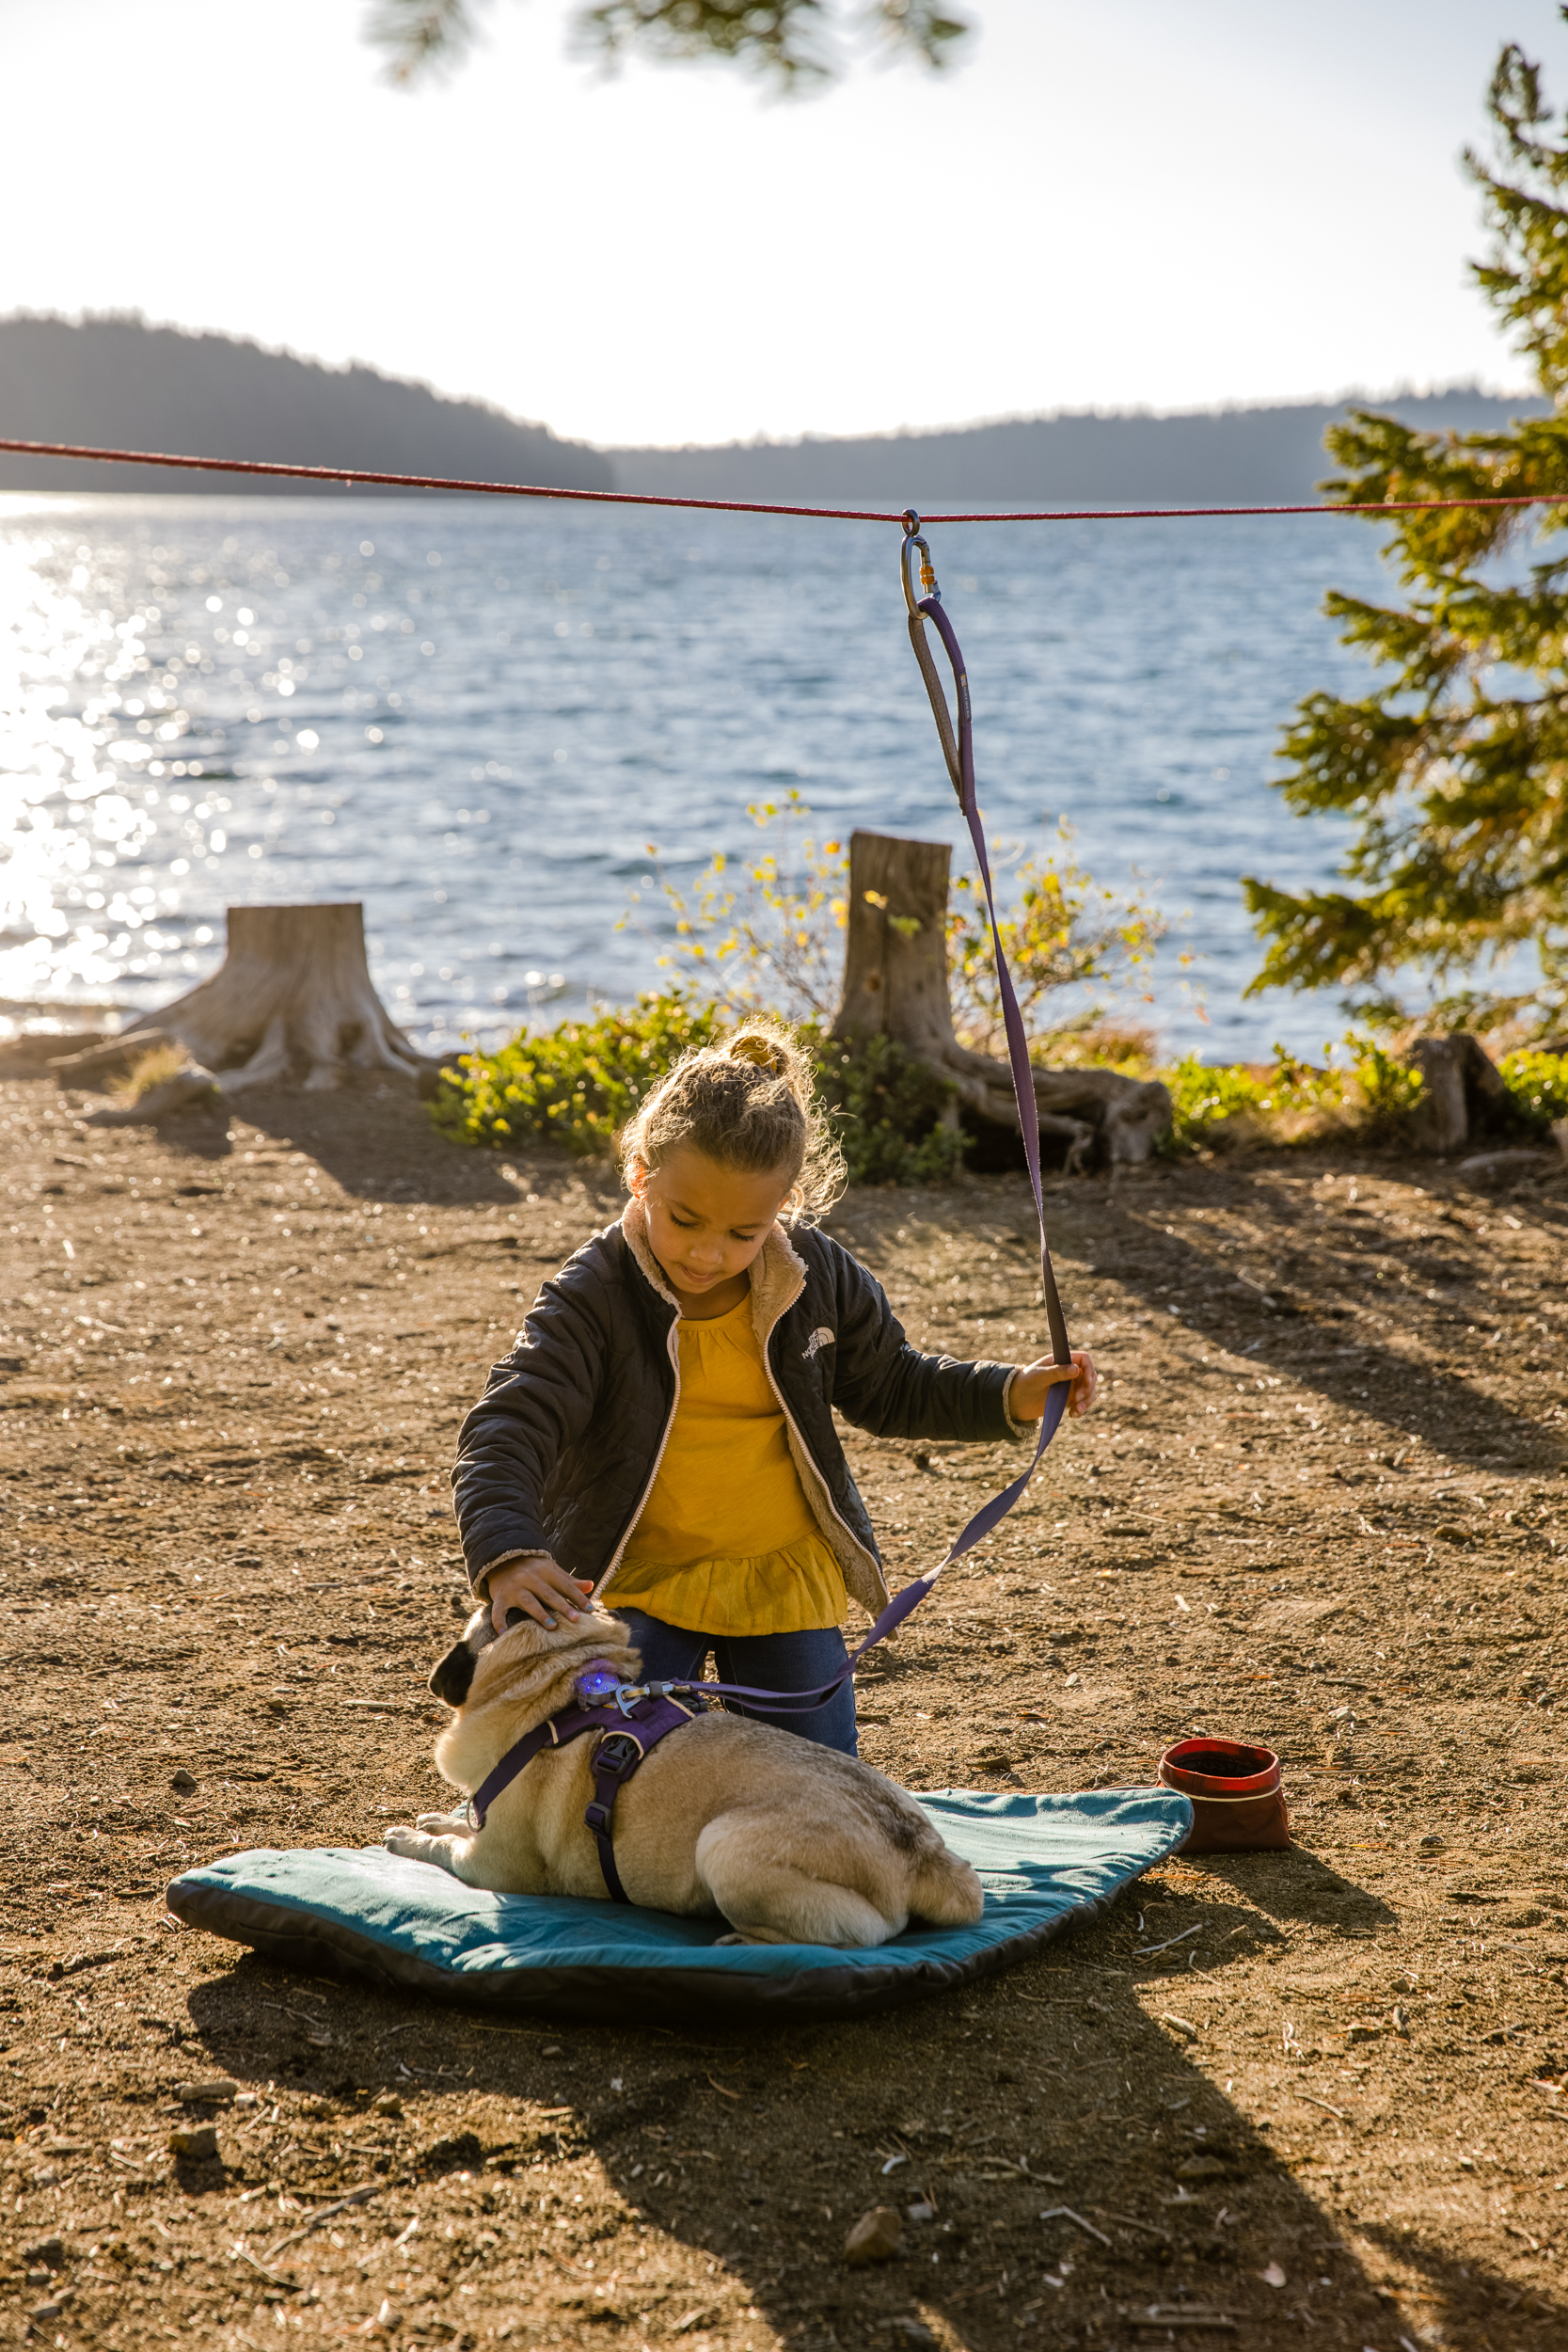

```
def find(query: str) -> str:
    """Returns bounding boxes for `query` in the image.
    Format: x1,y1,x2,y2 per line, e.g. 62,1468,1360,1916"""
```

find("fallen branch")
267,2183,381,2256
1129,2311,1236,2335
1133,1926,1203,1958
1037,2206,1112,2247
230,2245,296,2292
1089,2206,1172,2240
1294,2093,1351,2122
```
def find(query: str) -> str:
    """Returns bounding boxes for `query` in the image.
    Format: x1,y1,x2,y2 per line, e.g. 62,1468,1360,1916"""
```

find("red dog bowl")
1158,1738,1290,1853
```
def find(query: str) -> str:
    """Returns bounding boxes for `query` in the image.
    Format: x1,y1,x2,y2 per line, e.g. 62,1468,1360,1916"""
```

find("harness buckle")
594,1731,642,1778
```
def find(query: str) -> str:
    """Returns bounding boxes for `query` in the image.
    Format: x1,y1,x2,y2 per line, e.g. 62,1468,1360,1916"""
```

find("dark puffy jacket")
451,1204,1022,1616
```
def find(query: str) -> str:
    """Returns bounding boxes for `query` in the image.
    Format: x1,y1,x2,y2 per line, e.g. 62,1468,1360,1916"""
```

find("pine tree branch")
368,0,970,87
369,0,481,84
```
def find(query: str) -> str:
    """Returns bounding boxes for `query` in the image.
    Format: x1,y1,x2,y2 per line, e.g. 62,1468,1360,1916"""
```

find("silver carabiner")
900,509,939,618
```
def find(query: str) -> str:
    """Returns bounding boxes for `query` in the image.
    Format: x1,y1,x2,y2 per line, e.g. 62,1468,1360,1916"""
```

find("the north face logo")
802,1327,835,1359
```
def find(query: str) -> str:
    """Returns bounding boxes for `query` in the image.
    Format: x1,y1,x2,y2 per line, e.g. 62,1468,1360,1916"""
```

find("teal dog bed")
166,1788,1191,2025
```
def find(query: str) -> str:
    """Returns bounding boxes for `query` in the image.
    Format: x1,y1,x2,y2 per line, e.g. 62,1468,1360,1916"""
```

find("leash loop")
901,515,965,799
902,522,1072,1375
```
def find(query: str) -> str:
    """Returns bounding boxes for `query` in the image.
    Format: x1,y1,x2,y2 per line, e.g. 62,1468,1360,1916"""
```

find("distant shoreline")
604,386,1543,508
1,314,1541,504
604,379,1532,456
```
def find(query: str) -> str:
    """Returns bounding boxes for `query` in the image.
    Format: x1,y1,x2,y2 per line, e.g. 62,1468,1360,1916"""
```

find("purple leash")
629,516,1074,1721
458,528,1076,1881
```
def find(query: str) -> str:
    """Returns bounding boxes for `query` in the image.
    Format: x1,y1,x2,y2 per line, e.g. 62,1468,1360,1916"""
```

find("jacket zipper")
756,1292,886,1605
595,1229,881,1608
592,1314,683,1601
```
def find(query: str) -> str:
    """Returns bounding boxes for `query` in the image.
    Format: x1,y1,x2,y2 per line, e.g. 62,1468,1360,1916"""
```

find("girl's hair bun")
616,1011,846,1221
728,1028,790,1076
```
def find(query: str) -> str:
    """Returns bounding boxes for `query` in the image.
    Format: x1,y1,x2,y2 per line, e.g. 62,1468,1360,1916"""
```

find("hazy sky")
5,0,1566,446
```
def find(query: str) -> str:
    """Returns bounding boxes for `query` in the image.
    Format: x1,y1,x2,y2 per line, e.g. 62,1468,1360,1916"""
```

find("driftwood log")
75,903,428,1097
0,1027,109,1077
832,832,1171,1168
49,1027,177,1088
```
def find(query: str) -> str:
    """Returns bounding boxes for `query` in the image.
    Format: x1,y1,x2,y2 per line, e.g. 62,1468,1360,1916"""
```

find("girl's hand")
486,1555,595,1635
1010,1347,1098,1422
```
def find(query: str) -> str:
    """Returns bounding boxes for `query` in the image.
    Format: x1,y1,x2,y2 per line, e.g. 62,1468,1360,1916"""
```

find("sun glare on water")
0,494,610,1054
0,506,261,1025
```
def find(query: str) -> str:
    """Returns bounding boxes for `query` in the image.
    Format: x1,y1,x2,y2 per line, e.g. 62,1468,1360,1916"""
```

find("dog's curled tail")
911,1845,985,1928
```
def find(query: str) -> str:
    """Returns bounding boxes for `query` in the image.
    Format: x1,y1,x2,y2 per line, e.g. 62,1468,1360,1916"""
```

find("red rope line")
2,435,1563,524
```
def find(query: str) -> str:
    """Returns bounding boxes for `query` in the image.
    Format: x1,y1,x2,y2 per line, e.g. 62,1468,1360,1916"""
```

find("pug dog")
385,1604,984,1949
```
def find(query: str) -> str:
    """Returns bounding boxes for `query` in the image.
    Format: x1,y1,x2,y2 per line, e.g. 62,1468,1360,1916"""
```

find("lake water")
0,491,1395,1063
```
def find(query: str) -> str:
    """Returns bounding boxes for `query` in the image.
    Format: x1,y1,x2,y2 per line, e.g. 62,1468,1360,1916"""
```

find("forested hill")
0,319,1540,508
608,387,1544,509
0,314,610,495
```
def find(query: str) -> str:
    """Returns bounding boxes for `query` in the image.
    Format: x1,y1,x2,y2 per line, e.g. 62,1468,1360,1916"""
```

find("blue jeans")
612,1610,858,1756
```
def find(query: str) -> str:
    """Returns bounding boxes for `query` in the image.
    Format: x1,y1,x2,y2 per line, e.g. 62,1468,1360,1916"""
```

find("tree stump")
116,903,427,1094
1404,1031,1523,1156
832,832,1171,1168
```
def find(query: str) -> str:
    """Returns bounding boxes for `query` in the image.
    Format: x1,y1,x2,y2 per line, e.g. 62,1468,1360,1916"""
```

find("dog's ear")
429,1641,477,1706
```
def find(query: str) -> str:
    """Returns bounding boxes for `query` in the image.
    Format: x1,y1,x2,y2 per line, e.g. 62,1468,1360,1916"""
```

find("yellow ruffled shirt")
610,1290,847,1637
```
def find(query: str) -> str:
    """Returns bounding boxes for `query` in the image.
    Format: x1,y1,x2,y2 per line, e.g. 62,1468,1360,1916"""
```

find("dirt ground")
2,1064,1566,2352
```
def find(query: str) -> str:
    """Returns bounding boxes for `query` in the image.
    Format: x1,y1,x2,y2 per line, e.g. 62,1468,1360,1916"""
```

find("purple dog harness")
470,1669,696,1903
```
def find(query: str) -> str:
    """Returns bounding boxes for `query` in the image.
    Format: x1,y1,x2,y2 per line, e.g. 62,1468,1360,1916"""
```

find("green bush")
426,992,722,1155
1163,1035,1424,1152
428,993,966,1185
1164,1045,1339,1149
1499,1047,1568,1129
813,1030,966,1186
1164,1055,1282,1145
1347,1035,1426,1122
436,992,1566,1183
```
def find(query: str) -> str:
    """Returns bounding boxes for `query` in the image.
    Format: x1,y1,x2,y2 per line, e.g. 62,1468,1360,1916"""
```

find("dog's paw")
416,1810,470,1834
714,1930,762,1947
384,1824,432,1861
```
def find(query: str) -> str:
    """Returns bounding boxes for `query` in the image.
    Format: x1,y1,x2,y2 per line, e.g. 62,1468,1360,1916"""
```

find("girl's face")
633,1143,795,1302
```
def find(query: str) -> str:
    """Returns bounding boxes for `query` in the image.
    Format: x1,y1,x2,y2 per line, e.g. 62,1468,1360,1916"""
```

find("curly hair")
618,1015,845,1221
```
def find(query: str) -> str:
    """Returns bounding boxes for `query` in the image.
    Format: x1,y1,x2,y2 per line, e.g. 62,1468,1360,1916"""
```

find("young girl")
451,1022,1096,1755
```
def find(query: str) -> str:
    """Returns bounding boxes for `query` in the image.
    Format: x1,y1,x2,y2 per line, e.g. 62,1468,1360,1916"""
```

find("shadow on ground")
834,1163,1565,1478
172,1865,1554,2352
